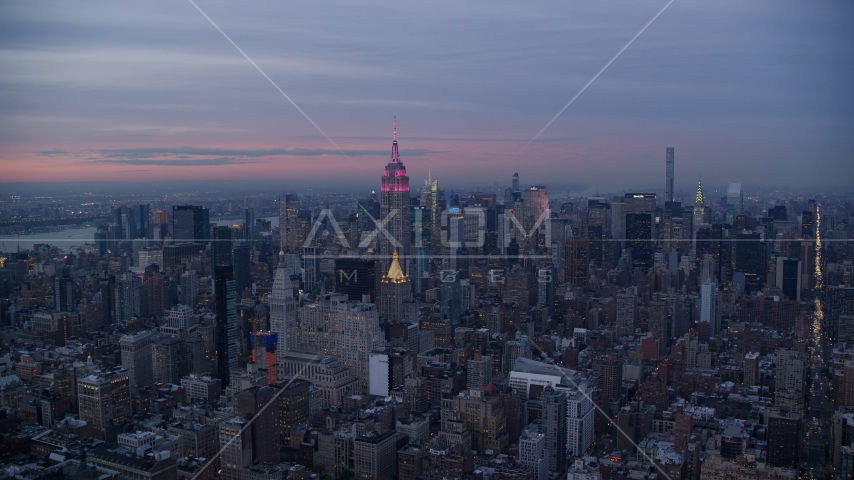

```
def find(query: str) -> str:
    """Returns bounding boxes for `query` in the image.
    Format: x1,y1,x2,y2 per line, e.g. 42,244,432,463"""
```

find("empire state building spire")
379,118,410,266
391,117,400,162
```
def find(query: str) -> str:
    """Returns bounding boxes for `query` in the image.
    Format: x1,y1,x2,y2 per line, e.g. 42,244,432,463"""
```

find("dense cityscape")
3,0,853,479
0,134,851,480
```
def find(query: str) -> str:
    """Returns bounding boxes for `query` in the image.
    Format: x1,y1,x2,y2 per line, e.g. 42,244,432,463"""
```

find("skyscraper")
726,183,743,225
379,120,411,267
302,245,318,293
735,232,764,293
244,207,255,241
283,194,301,253
776,257,801,301
114,272,141,329
212,225,233,266
564,238,589,288
172,205,210,244
215,265,238,385
616,290,637,336
766,408,801,469
626,213,653,270
180,269,199,308
120,330,153,388
693,178,705,229
601,355,623,402
235,386,280,464
379,250,411,321
77,367,131,441
540,386,567,474
270,268,297,357
666,147,675,203
232,244,251,297
334,258,377,302
132,204,150,240
700,278,717,336
523,185,549,233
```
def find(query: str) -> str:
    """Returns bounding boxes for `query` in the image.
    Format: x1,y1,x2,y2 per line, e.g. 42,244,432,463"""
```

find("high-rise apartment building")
467,354,493,390
215,265,238,385
567,384,595,458
601,355,623,402
776,348,805,392
700,278,718,336
518,423,548,480
744,352,759,387
114,272,141,329
541,386,567,474
616,290,637,336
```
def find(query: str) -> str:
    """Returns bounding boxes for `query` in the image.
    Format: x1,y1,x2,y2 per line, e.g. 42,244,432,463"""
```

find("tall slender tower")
693,178,705,228
214,265,238,386
665,147,675,202
270,268,297,357
379,119,411,265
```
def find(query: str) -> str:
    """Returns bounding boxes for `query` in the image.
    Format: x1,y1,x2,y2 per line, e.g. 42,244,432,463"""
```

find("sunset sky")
1,0,853,193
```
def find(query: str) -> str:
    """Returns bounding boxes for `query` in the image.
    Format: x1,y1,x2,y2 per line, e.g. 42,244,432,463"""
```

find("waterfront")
0,216,279,252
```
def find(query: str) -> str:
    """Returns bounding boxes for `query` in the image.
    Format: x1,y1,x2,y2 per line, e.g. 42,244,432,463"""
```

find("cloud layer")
1,0,853,192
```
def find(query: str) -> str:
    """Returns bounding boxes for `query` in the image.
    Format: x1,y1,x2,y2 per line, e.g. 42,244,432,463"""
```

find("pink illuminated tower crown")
391,117,399,162
379,118,411,267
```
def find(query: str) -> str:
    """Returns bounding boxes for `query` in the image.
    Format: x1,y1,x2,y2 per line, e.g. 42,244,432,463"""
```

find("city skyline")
2,0,853,189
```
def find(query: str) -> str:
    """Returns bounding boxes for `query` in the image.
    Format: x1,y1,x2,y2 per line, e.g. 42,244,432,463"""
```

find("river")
0,216,279,252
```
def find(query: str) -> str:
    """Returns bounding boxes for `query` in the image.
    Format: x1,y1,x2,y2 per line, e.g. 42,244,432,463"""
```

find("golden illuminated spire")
386,249,406,281
695,177,704,206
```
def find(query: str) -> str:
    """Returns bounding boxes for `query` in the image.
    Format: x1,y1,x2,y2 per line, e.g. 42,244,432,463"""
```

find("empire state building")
379,120,411,267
